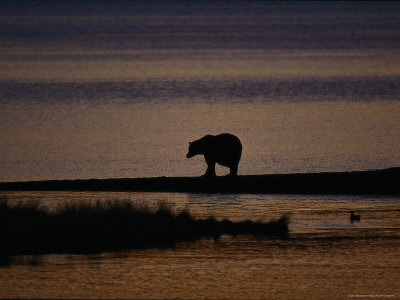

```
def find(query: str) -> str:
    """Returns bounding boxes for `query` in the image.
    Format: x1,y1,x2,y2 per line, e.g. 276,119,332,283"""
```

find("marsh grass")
0,198,289,256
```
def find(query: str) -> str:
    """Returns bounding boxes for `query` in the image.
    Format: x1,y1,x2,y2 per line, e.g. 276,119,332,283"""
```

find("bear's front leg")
228,165,238,177
203,160,216,177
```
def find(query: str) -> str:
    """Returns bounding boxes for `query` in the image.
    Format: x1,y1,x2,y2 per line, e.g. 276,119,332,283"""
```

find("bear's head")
186,141,198,158
186,135,213,158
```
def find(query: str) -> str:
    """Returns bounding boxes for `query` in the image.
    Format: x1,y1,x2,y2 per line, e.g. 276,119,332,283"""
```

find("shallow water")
1,191,399,299
2,237,399,299
1,1,400,298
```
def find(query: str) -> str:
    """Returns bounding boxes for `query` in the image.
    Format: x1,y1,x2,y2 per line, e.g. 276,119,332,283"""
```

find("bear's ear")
189,142,192,144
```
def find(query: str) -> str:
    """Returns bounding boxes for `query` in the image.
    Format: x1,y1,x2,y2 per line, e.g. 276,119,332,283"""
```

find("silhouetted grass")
0,199,289,256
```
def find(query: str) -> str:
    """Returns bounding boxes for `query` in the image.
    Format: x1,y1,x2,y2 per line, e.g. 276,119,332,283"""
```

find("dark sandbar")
1,167,399,195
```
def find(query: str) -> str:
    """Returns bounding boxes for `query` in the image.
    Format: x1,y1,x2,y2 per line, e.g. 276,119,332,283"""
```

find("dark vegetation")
0,199,289,256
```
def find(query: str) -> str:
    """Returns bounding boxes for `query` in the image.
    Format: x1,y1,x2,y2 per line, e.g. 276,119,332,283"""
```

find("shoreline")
0,167,399,195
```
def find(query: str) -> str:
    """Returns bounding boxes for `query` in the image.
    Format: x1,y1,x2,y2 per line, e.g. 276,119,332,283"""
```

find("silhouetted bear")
186,133,242,177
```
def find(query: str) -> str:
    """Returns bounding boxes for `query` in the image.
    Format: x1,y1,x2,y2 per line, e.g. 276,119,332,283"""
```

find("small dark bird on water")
350,211,361,222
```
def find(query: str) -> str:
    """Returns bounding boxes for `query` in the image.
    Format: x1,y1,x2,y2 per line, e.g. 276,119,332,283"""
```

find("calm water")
1,191,400,299
1,1,400,299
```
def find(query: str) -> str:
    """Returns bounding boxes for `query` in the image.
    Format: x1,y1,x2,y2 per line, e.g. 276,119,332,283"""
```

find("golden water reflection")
1,237,399,299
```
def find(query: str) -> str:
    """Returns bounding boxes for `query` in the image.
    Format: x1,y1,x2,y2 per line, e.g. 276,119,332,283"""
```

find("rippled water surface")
1,191,399,299
1,1,400,299
2,238,399,299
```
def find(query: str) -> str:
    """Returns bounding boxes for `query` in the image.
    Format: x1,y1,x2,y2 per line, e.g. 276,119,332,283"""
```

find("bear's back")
207,133,242,160
213,133,242,148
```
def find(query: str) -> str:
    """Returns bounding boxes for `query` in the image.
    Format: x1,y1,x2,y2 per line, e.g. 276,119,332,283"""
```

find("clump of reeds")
0,198,289,256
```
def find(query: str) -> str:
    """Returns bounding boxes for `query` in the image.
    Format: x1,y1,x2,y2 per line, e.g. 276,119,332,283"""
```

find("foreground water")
1,191,399,299
2,238,399,299
1,1,400,298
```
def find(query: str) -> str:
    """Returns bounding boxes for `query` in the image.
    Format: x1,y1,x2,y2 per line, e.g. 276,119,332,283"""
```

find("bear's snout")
186,152,193,158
